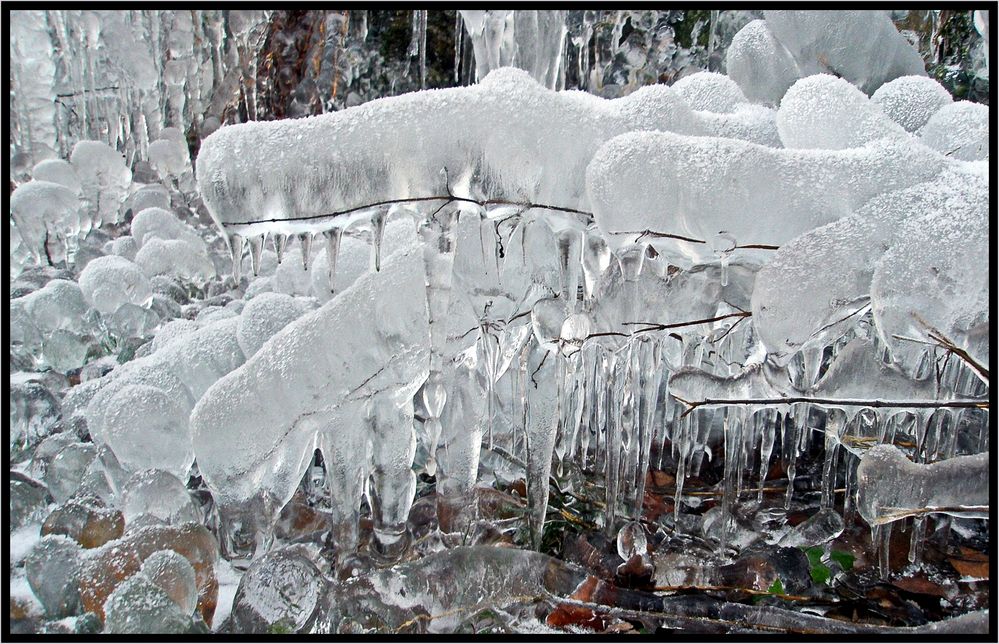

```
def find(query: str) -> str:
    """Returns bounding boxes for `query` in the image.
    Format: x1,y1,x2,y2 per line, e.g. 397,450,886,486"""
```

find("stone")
9,471,50,529
41,499,125,548
44,442,98,503
78,522,219,625
141,549,199,616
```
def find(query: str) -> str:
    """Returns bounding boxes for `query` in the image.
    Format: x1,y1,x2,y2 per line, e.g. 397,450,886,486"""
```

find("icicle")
454,11,464,83
324,227,343,292
418,207,459,476
248,234,265,276
757,410,776,503
581,229,610,301
784,408,803,510
370,209,387,272
820,409,846,509
673,410,691,523
228,232,244,283
525,341,559,551
272,232,288,264
603,351,623,536
555,227,582,310
631,334,662,519
299,232,313,270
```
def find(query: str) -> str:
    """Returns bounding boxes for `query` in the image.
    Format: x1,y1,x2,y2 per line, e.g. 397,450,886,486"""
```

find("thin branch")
675,395,986,419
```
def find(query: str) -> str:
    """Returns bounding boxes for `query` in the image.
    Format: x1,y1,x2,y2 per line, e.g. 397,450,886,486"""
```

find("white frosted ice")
78,255,153,315
763,10,926,94
777,75,907,150
672,71,748,113
871,75,953,132
32,158,82,194
130,207,204,248
70,140,132,225
235,292,309,358
135,237,215,283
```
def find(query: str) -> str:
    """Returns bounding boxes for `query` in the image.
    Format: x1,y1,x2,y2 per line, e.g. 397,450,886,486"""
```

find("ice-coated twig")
672,395,986,419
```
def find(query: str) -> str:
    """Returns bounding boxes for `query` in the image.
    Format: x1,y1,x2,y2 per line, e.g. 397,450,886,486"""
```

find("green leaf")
829,549,855,571
809,562,832,585
767,578,785,595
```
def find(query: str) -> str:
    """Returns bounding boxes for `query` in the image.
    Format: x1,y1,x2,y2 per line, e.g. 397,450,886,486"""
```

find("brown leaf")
545,576,610,632
891,573,952,598
949,557,989,580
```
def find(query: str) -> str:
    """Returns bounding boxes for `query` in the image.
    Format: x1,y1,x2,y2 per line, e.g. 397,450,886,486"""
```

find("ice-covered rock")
45,442,98,504
25,535,85,618
103,573,193,633
228,546,326,634
148,134,191,180
141,549,199,616
78,255,153,315
122,469,200,527
918,101,990,161
109,235,139,261
871,75,953,132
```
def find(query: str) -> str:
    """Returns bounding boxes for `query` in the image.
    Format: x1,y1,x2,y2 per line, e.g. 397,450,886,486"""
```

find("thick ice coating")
197,67,802,245
750,166,986,363
586,130,944,263
235,292,310,357
10,180,84,264
135,237,215,283
130,207,204,248
190,245,430,510
32,158,82,194
78,255,153,315
776,75,907,150
871,166,990,376
857,445,989,526
871,75,953,132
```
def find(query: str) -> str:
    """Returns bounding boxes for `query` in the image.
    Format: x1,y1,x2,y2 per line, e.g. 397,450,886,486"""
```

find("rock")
9,381,62,462
9,471,50,529
74,612,103,634
78,523,219,625
141,549,198,616
103,574,192,634
30,432,80,479
44,442,98,503
228,545,326,634
25,535,85,618
41,498,124,548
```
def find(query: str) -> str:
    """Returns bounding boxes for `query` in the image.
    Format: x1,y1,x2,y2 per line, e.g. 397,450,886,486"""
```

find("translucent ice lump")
857,445,989,526
78,255,153,315
918,101,990,161
727,11,925,106
871,75,953,132
671,71,748,113
235,292,310,357
130,207,204,248
32,158,83,194
9,180,84,265
725,20,799,106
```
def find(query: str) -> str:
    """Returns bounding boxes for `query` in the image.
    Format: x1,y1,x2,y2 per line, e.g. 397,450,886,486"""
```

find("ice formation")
10,181,84,265
78,255,153,315
871,75,953,132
